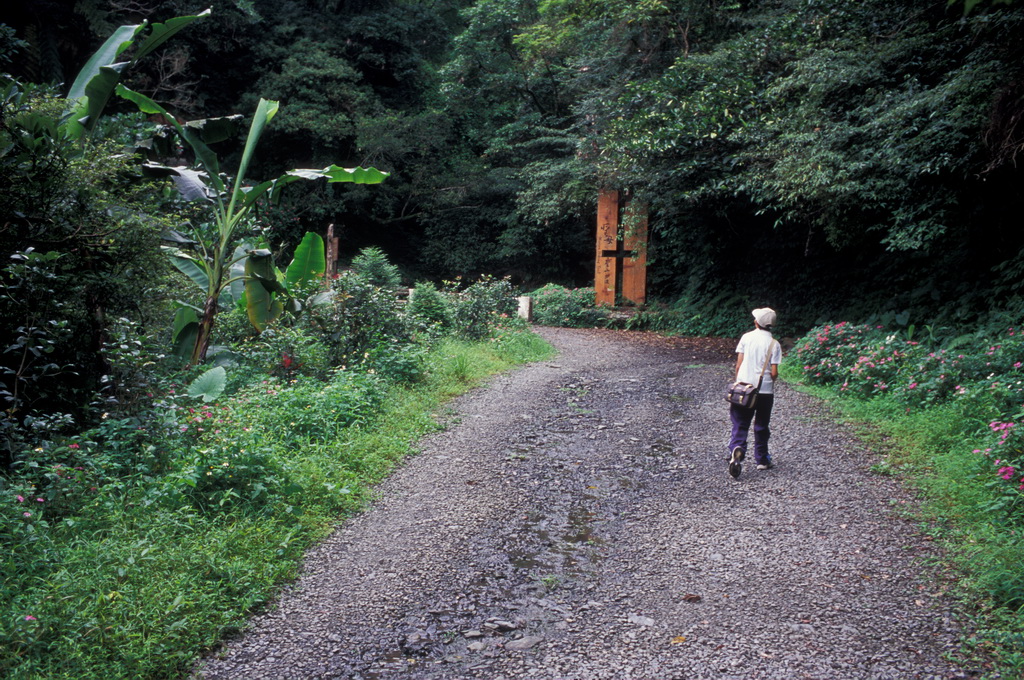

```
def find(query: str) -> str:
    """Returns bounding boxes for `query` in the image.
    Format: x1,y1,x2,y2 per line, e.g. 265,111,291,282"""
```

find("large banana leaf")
244,250,284,331
116,85,223,184
172,306,199,342
227,243,252,304
285,232,326,290
168,252,210,292
184,114,244,144
250,166,389,208
169,168,214,202
66,24,141,103
171,307,199,360
227,99,279,218
75,63,129,135
64,10,209,139
131,10,211,62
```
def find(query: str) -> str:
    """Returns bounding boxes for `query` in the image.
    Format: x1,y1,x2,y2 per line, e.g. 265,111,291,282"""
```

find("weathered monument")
595,189,647,307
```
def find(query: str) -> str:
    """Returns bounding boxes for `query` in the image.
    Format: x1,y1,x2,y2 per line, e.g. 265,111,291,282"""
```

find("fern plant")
350,246,402,290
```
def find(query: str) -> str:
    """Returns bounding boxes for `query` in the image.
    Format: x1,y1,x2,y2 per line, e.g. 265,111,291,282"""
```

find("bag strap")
755,340,777,390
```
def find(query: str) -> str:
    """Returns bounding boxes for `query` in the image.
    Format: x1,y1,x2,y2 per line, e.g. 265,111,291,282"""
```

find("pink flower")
35,498,44,503
22,512,30,518
68,443,80,449
1015,362,1022,369
908,382,917,389
998,466,1016,481
23,615,36,621
16,495,24,503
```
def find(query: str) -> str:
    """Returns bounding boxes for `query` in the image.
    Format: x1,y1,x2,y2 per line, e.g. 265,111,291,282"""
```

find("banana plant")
171,232,332,360
115,86,387,365
244,231,336,332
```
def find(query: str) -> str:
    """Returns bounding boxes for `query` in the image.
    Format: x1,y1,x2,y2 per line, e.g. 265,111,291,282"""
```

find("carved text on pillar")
595,189,647,307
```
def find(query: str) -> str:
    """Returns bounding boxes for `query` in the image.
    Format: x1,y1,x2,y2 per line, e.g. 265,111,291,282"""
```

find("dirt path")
197,327,970,680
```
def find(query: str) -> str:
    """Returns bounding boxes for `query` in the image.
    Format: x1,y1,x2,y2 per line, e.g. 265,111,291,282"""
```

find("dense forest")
4,0,1022,329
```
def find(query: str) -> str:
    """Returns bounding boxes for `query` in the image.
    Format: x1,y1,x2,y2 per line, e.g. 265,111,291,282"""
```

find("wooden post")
622,200,648,306
325,223,339,286
595,189,618,306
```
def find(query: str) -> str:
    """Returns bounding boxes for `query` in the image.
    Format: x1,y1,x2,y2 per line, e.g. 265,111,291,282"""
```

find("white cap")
753,307,777,327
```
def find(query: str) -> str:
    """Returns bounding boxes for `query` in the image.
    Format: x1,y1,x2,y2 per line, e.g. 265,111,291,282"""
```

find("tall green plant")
115,87,387,365
245,231,335,332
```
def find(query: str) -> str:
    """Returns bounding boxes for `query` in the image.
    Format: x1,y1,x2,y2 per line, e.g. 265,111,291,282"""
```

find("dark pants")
729,393,774,465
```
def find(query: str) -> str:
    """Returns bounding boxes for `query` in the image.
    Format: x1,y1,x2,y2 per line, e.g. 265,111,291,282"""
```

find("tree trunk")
190,295,218,366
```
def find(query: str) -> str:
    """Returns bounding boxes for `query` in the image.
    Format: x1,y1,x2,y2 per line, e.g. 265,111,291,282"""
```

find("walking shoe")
728,447,744,479
756,461,773,470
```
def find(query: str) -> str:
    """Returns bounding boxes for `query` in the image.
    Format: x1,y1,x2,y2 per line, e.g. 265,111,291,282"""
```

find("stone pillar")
517,296,533,321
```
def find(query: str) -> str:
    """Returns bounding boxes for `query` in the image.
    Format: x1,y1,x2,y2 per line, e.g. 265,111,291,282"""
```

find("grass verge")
1,331,555,679
779,364,1024,678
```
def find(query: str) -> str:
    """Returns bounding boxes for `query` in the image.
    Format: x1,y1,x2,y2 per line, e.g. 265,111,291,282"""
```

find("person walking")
728,307,782,478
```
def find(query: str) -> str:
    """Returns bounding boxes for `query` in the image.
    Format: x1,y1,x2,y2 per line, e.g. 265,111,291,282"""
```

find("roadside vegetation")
786,320,1024,677
1,265,553,679
0,19,554,674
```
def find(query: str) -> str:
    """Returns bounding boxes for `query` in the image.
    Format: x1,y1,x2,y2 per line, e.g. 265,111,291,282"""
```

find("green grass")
781,364,1024,678
1,331,555,679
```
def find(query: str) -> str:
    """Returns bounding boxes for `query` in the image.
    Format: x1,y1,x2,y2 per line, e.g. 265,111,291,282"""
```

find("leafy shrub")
170,443,298,515
240,324,332,380
211,306,260,347
621,308,670,331
350,246,403,290
665,292,753,337
230,371,385,443
531,284,608,327
407,281,452,334
307,271,411,366
445,275,518,340
364,341,427,384
0,84,170,459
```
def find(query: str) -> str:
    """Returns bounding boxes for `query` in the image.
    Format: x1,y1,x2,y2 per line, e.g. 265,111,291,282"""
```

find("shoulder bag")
725,341,777,408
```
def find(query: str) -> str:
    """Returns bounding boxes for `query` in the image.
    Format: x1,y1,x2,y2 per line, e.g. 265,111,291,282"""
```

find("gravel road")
197,326,971,680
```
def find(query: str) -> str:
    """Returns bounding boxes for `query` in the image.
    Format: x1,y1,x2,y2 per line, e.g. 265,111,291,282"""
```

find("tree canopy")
2,0,1023,328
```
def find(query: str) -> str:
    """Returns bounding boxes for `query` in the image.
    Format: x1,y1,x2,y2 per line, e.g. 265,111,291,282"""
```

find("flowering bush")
795,323,1024,415
794,321,1024,530
841,335,916,397
795,322,882,386
973,418,1024,519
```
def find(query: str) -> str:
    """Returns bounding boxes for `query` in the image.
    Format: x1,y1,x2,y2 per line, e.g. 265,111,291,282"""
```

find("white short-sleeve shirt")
736,328,782,394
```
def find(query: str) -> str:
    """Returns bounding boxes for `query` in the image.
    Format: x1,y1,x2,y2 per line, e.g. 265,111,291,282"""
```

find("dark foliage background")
2,0,1023,332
